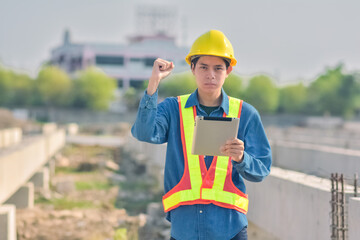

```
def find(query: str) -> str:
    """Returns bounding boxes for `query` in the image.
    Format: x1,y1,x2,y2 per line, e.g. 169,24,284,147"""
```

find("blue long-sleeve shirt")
131,89,272,240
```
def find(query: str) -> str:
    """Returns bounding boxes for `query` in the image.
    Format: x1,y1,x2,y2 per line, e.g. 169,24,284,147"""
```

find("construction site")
1,2,360,240
0,108,359,240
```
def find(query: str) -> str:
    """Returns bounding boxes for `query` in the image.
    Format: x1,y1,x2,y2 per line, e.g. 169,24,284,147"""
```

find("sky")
1,0,360,85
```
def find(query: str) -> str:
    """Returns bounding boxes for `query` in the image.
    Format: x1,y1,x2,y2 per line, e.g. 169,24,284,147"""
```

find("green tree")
159,71,197,97
123,87,141,111
72,67,117,110
336,73,360,118
9,73,34,107
278,83,307,113
0,67,13,106
35,66,72,107
223,73,243,98
243,75,279,113
306,65,342,115
305,64,360,117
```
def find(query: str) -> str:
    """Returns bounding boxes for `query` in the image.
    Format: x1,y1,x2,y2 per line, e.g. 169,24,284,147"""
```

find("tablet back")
191,116,239,156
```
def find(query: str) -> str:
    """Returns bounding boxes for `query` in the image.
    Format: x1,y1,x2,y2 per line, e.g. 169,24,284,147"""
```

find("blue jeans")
170,226,248,240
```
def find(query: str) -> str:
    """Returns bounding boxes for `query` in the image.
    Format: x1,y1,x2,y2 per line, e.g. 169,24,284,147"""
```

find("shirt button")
199,210,203,213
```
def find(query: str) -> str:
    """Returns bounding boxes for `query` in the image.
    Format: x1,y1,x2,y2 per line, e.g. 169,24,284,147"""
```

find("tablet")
191,116,240,156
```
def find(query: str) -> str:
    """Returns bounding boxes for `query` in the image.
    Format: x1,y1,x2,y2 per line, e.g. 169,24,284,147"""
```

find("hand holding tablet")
191,116,240,156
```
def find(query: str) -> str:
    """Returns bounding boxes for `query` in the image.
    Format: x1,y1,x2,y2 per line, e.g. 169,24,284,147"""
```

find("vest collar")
184,88,230,115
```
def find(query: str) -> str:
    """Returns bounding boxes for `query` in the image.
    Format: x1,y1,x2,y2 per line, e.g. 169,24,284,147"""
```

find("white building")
49,30,189,90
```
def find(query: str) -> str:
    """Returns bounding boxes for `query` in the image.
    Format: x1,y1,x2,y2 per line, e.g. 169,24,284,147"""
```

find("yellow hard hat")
185,30,237,67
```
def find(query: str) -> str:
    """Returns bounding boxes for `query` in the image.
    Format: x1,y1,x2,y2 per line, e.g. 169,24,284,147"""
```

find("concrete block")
0,204,16,240
29,167,49,191
0,136,47,204
0,131,3,149
0,128,22,149
348,197,360,240
42,123,57,135
272,140,360,179
246,167,332,240
67,123,79,135
5,182,34,209
45,158,56,179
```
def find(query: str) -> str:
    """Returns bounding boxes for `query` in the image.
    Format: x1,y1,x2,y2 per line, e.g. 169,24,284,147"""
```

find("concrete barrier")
0,129,65,240
0,128,22,149
272,140,360,179
267,127,360,150
45,129,66,159
42,123,57,135
348,197,360,239
246,167,358,240
0,205,16,240
0,129,65,205
66,123,79,135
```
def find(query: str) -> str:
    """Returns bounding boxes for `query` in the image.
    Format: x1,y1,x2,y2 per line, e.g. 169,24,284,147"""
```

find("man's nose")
207,69,215,79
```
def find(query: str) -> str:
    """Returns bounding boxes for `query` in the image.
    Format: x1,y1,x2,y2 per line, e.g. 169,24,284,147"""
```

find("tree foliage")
72,67,117,110
1,63,360,117
278,83,307,113
223,73,243,98
306,65,360,117
243,75,279,113
159,71,197,97
35,66,72,107
0,67,15,105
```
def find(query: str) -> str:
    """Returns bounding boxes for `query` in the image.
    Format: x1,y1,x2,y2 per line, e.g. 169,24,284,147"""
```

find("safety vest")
162,94,249,214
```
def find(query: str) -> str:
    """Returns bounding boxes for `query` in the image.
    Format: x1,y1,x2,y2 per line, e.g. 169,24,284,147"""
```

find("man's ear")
226,66,233,76
191,63,195,75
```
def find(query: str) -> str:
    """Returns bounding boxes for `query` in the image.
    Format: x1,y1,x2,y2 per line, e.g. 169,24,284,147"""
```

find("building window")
58,55,64,64
144,57,157,67
130,79,146,89
117,79,123,88
95,55,124,66
130,58,142,62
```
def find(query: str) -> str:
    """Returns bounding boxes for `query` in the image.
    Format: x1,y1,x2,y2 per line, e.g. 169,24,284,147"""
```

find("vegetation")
71,67,117,110
158,65,360,118
0,65,116,111
75,180,113,191
35,196,96,210
1,63,360,117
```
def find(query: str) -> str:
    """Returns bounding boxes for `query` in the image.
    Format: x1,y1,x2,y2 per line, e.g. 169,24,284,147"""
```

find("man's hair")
191,56,230,70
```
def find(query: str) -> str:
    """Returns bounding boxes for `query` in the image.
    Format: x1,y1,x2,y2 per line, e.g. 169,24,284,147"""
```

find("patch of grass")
119,178,156,191
35,196,96,210
75,180,112,191
55,166,78,174
55,166,98,175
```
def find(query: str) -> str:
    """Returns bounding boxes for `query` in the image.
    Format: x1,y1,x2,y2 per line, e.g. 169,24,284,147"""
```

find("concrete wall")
272,140,360,179
348,197,360,239
0,129,65,205
267,127,360,150
0,128,22,150
246,167,359,240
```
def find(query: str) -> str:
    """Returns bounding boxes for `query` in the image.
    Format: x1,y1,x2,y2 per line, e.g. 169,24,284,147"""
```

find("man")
132,30,271,240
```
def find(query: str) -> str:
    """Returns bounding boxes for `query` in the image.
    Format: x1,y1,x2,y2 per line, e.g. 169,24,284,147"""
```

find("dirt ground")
16,145,144,240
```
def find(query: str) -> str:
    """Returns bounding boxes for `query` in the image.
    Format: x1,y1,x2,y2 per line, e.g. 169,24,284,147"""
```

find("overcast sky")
1,0,359,84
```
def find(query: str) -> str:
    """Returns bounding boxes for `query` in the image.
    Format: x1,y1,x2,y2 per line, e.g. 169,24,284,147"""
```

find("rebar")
355,173,358,197
330,173,337,240
330,173,349,240
340,174,346,240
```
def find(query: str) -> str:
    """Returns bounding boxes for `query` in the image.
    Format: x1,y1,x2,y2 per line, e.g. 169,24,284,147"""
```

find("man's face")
192,55,232,95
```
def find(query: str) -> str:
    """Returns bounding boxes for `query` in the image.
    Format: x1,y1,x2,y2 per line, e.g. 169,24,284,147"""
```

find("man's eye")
200,66,207,69
216,67,223,71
